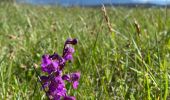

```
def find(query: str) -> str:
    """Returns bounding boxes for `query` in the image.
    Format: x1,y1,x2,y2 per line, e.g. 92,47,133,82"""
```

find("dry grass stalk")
101,5,114,34
134,19,141,35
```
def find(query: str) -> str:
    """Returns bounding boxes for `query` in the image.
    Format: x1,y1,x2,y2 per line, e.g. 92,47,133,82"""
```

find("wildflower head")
65,38,78,45
40,38,80,100
41,54,59,74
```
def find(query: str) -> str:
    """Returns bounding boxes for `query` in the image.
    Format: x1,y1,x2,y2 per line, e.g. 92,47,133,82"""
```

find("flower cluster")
40,38,80,100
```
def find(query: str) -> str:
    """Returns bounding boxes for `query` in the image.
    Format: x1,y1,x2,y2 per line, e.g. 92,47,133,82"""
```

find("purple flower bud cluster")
40,38,80,100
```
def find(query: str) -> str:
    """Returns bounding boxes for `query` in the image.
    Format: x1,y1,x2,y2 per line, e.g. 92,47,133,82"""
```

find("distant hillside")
0,0,15,3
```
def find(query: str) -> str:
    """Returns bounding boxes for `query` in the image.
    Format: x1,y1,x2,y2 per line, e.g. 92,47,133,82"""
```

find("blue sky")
17,0,170,5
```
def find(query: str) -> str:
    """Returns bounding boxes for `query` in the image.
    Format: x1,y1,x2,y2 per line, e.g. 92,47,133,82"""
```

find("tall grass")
0,3,170,99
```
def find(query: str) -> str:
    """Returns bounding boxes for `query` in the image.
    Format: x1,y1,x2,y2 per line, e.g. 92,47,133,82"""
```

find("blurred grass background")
0,2,170,100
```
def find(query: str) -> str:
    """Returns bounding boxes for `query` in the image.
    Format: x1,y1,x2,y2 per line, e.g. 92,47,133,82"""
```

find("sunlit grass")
0,3,170,99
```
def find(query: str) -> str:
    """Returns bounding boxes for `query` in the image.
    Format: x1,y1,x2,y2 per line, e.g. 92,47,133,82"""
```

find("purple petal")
53,95,61,100
73,81,79,89
54,76,64,84
59,58,66,68
64,54,73,61
64,47,74,54
41,67,48,73
71,72,80,81
41,55,51,67
68,47,75,53
52,60,59,69
56,86,67,96
41,55,53,73
49,79,66,97
62,74,70,81
46,64,56,74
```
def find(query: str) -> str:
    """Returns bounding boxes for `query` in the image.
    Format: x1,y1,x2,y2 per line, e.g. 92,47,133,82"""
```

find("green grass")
0,3,170,100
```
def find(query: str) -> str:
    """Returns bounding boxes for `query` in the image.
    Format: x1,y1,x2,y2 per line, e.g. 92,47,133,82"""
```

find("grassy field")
0,3,170,100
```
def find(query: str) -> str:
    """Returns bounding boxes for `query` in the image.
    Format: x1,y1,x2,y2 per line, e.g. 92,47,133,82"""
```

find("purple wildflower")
41,54,59,74
63,47,74,61
62,39,77,61
48,76,66,98
71,72,80,89
39,38,80,100
62,72,81,89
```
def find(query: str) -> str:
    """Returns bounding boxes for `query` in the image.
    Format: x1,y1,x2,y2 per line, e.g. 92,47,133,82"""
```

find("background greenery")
0,3,170,100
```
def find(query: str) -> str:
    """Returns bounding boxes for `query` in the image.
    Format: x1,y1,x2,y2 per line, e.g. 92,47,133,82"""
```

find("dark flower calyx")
66,38,78,45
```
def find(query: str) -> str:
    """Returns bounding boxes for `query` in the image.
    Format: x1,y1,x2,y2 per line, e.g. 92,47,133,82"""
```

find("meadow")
0,3,170,100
